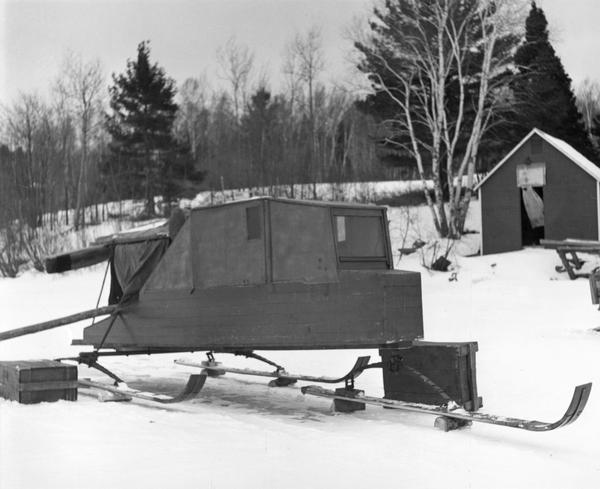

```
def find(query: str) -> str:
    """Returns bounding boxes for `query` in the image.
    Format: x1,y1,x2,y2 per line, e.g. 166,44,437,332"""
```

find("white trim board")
597,181,600,241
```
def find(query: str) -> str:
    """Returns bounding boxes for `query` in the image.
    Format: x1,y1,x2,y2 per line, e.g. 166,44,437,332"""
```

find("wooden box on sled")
0,360,78,404
380,341,482,411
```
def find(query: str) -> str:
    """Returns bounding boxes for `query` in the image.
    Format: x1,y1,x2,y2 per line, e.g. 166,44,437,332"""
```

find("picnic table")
540,239,600,280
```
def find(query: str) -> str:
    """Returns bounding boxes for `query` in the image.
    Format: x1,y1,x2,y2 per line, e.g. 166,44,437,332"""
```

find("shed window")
517,162,546,187
335,215,386,260
246,206,262,240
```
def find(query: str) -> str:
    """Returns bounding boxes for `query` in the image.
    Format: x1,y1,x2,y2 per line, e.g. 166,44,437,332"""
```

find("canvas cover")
106,209,186,304
108,239,170,304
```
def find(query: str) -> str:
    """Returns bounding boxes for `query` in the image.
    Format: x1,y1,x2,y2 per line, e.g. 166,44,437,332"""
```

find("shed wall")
481,144,523,254
544,151,597,240
481,135,599,254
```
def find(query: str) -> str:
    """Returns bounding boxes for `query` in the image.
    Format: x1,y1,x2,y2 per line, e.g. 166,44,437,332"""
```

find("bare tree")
286,26,325,197
55,52,104,229
3,93,45,227
216,37,255,121
576,78,600,148
175,76,210,160
52,83,76,225
356,0,526,237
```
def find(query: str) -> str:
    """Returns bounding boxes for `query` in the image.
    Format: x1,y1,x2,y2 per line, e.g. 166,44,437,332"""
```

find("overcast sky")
1,0,599,104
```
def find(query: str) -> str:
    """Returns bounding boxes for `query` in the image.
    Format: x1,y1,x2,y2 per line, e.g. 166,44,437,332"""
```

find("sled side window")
246,206,262,240
333,210,389,269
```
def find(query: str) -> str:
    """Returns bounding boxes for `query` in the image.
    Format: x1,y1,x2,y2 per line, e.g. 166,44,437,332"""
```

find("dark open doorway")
521,186,545,246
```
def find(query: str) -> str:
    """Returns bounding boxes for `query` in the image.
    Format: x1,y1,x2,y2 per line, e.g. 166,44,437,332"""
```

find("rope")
91,258,110,327
93,253,120,352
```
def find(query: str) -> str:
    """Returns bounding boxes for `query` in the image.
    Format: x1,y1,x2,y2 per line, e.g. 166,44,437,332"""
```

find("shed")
476,128,600,255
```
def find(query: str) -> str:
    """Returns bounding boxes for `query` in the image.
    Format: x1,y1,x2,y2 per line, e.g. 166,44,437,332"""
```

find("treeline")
0,31,401,276
175,82,392,195
0,32,402,233
2,2,600,274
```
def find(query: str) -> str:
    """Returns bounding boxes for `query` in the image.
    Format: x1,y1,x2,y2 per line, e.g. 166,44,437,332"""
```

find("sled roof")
191,196,387,210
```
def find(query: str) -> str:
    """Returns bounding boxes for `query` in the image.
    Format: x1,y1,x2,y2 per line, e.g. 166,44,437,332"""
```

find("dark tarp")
104,209,187,304
108,239,170,305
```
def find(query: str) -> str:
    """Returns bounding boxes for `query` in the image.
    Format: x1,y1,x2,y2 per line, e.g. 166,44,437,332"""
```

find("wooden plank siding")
83,270,423,350
544,151,597,241
191,202,267,288
270,201,339,283
480,148,522,254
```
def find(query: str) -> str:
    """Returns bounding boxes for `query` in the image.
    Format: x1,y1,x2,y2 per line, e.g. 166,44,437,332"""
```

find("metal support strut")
75,352,124,385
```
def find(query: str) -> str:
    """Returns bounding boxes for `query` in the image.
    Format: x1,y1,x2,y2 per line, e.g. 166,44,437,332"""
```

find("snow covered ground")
2,202,600,489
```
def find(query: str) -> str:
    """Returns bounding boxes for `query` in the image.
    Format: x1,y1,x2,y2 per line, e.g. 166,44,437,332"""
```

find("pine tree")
592,113,600,157
105,41,180,216
510,2,595,159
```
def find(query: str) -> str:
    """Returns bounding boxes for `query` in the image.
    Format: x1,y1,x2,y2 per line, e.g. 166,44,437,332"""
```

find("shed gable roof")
475,128,600,191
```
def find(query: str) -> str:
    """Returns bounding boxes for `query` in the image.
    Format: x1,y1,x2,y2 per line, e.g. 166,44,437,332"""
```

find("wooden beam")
0,305,116,342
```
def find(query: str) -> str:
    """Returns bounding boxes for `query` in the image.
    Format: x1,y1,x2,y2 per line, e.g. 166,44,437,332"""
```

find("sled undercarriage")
72,350,592,433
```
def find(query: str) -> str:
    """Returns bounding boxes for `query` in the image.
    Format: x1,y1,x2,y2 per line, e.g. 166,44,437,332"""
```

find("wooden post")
0,305,116,342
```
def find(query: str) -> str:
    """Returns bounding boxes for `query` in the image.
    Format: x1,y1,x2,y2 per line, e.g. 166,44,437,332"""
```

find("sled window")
333,212,388,268
246,206,262,240
336,216,346,242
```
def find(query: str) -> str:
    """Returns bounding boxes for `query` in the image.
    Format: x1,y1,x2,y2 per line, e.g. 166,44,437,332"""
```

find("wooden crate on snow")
380,341,482,411
0,360,78,404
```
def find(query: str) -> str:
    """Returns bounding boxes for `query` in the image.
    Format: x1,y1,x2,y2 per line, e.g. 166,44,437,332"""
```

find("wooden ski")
301,383,592,432
78,374,207,404
174,356,371,385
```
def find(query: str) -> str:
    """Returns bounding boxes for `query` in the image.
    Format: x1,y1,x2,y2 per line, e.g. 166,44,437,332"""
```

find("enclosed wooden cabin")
77,198,424,351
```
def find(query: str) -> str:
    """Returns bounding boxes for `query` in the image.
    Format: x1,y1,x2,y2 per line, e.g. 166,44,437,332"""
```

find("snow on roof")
191,196,386,211
94,219,169,245
475,128,600,191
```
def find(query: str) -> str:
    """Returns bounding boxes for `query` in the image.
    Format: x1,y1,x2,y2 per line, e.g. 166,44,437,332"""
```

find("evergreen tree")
105,41,180,215
510,2,595,159
591,113,600,157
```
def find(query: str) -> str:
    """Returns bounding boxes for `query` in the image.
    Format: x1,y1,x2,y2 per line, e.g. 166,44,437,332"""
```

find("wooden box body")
0,360,78,404
79,198,424,351
380,341,482,411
